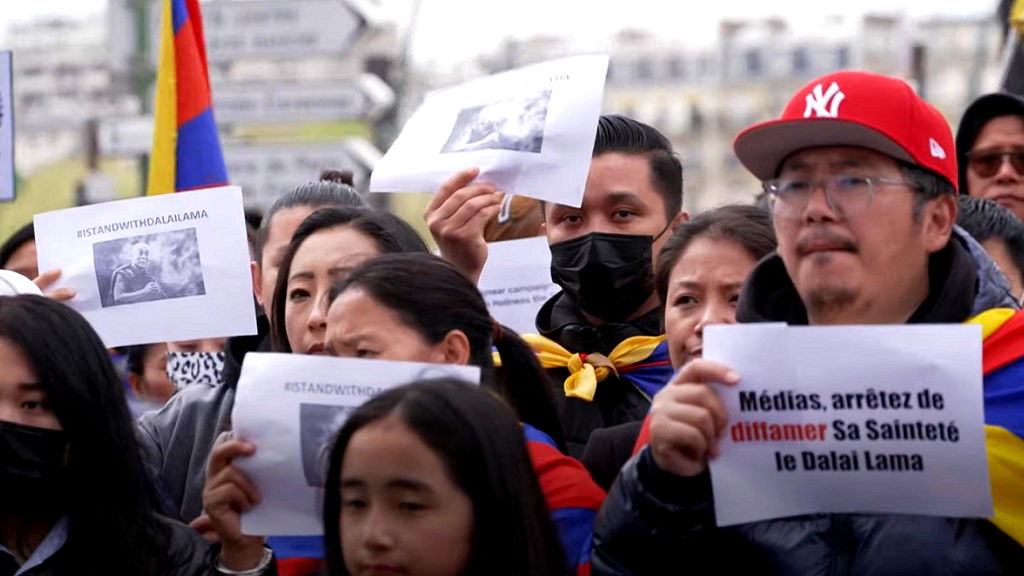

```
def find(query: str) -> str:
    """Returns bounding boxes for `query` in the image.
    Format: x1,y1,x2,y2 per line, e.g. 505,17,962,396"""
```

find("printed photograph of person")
299,403,356,488
93,228,206,308
441,89,552,154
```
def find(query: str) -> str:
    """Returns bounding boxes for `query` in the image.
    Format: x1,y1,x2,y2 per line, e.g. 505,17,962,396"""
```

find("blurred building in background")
472,13,1001,211
0,2,1007,228
8,15,137,174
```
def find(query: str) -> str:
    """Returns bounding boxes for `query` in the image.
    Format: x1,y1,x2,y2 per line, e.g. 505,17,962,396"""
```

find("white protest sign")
370,55,608,208
34,187,257,347
0,51,13,202
233,353,480,536
477,237,560,335
703,323,991,527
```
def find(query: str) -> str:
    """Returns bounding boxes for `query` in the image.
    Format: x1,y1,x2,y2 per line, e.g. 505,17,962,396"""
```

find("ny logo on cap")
803,82,845,118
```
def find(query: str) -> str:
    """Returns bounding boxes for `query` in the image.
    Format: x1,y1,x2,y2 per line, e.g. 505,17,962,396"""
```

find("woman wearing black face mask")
0,295,254,576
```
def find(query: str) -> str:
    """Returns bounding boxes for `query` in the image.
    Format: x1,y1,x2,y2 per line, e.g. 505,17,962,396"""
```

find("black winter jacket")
536,291,664,459
591,235,1024,575
593,450,1023,575
0,516,275,576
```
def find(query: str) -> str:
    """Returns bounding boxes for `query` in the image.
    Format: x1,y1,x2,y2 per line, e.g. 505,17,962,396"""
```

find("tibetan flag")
969,308,1024,546
147,0,228,195
524,423,605,576
1012,0,1024,36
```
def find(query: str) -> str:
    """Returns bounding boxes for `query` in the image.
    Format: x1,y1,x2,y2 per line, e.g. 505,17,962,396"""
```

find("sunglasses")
967,148,1024,178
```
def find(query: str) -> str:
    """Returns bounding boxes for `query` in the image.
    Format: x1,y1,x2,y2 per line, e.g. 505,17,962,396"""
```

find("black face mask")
0,420,69,515
550,232,657,322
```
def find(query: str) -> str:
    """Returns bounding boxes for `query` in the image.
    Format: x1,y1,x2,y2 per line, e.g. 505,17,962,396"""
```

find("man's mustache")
796,230,858,256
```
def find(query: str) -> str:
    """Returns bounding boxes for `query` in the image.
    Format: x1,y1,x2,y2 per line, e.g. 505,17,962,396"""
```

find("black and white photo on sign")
299,403,356,488
441,89,552,154
93,228,206,308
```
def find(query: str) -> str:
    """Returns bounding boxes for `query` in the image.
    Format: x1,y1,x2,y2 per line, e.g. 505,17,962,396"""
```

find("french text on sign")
703,323,990,527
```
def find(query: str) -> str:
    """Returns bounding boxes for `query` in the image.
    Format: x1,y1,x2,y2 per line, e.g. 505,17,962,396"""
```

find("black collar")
737,240,977,325
535,291,663,355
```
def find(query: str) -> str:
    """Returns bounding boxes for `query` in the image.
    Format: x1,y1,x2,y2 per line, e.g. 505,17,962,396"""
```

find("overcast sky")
1,0,1000,64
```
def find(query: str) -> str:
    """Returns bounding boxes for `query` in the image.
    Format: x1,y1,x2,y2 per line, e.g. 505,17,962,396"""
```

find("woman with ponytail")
323,253,604,576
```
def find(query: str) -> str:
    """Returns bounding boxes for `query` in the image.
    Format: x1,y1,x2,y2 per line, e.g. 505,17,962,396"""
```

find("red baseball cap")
733,70,958,191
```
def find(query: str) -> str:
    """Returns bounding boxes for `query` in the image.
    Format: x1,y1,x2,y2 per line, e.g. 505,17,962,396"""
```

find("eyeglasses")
762,176,915,219
966,148,1024,178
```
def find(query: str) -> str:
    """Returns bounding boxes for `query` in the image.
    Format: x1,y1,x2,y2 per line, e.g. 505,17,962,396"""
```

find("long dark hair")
323,378,568,576
254,172,366,266
329,253,566,452
0,295,176,575
655,204,777,304
270,208,429,352
0,221,34,269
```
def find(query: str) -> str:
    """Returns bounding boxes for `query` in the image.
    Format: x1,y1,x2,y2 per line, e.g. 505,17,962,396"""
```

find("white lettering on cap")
929,138,947,159
803,82,845,118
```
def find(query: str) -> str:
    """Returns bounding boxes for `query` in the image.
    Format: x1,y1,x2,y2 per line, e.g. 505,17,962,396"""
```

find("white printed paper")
233,353,481,536
370,55,609,208
477,237,560,335
0,51,13,202
703,323,991,526
34,187,256,347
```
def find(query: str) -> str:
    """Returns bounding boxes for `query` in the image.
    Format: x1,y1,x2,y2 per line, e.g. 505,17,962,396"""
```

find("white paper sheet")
233,353,481,536
0,51,13,202
477,237,560,335
370,55,609,208
703,323,991,527
34,187,256,347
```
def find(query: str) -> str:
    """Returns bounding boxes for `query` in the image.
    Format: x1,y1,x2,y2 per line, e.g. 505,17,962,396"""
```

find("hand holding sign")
703,323,991,527
203,436,267,570
425,167,503,283
649,360,739,478
33,268,76,302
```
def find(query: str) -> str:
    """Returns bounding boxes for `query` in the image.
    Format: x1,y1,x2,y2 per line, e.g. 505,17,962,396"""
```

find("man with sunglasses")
593,71,1024,575
956,92,1024,221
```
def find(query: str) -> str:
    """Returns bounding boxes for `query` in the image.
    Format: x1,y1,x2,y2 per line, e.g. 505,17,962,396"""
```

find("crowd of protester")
2,68,1024,576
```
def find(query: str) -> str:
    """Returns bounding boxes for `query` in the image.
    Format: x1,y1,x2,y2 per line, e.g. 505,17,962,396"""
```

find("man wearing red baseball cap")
592,71,1024,574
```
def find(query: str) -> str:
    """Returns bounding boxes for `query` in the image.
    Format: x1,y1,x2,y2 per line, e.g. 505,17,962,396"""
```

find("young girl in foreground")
322,378,569,576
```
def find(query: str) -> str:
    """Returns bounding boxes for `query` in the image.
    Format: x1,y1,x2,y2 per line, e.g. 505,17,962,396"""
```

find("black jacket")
139,315,271,522
592,238,1024,575
580,420,644,491
536,291,664,459
0,516,272,576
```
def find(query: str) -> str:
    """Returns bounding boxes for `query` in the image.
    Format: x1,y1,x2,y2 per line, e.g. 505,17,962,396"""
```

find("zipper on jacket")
631,380,653,404
829,515,852,576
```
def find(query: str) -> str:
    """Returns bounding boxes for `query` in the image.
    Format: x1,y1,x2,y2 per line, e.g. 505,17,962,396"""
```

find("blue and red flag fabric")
631,309,1024,546
147,0,228,195
524,424,606,576
969,308,1024,546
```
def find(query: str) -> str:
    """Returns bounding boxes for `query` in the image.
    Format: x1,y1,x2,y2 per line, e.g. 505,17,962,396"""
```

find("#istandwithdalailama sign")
232,353,480,536
33,187,257,347
703,323,992,527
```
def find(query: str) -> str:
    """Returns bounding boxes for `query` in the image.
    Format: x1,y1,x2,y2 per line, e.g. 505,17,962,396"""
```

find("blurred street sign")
214,74,395,123
98,116,154,157
0,51,13,202
223,139,380,207
202,0,385,63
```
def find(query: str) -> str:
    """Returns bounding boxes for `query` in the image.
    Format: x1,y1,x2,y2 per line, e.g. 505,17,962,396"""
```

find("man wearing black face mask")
428,115,688,459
